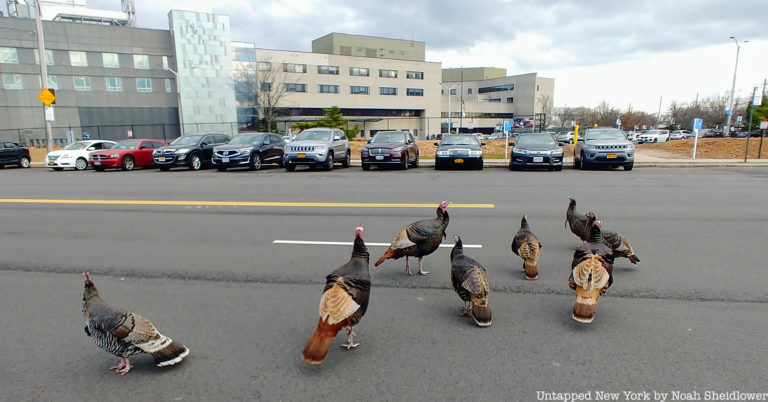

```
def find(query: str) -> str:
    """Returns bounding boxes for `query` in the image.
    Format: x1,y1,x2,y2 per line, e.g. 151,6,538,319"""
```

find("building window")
0,47,19,64
106,77,123,91
406,88,424,96
283,63,306,73
165,78,172,93
260,82,272,91
38,75,58,89
258,62,271,71
351,86,369,95
70,51,87,67
488,98,501,102
450,88,457,95
317,65,339,75
73,76,91,91
133,55,149,69
478,84,514,94
349,67,369,77
537,84,540,91
137,78,152,92
468,88,473,94
379,69,397,78
162,56,169,70
507,97,514,103
102,53,120,68
380,87,397,96
285,83,307,92
319,84,339,94
34,50,54,66
2,73,23,89
406,71,423,79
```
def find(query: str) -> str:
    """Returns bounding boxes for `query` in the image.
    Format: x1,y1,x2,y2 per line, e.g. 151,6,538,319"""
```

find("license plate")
94,161,101,166
533,156,544,163
48,161,54,166
375,155,384,161
222,157,229,163
297,154,306,158
607,154,617,159
157,156,166,162
454,159,464,164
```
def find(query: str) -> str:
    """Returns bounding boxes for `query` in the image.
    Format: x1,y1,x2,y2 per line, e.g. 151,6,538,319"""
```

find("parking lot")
1,167,767,400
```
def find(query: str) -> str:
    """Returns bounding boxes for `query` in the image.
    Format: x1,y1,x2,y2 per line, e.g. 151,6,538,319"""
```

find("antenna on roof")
121,0,134,26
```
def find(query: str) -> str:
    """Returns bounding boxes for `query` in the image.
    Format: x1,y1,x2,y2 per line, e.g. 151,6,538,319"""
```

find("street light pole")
724,36,747,137
441,83,457,134
167,67,184,136
34,0,53,152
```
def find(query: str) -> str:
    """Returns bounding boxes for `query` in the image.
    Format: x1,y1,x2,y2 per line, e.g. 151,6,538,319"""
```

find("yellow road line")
0,199,494,208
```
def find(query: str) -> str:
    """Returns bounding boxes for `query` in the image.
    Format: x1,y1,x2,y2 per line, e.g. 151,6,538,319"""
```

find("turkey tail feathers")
571,255,610,324
150,340,189,367
302,319,343,365
374,249,393,267
629,254,640,265
471,301,492,327
519,239,540,280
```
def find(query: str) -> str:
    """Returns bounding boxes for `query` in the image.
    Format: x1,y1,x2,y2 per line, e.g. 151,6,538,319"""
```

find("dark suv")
361,131,419,170
0,141,31,168
212,133,285,171
153,133,231,171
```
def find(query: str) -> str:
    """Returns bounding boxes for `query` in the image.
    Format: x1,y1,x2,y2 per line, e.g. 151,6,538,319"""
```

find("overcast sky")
16,0,768,113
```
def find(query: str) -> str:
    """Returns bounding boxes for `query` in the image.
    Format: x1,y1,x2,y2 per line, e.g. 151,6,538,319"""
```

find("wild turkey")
450,235,492,327
302,225,371,365
511,215,542,280
568,220,614,324
375,200,450,276
81,272,189,375
565,196,595,243
602,229,640,265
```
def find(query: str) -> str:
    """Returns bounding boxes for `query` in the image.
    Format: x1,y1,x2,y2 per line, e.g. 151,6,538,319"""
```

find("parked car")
45,140,116,171
361,131,419,170
637,129,670,143
0,141,31,169
283,128,350,171
89,139,166,171
669,130,691,140
555,131,575,144
573,127,635,171
625,131,637,141
509,133,563,171
212,132,285,171
153,133,231,171
434,134,485,170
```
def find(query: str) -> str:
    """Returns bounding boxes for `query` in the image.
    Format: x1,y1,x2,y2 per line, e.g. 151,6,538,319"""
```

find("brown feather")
301,318,345,365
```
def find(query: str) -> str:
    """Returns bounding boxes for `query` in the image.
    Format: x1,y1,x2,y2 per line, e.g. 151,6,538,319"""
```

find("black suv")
0,141,31,168
153,133,231,171
212,133,285,171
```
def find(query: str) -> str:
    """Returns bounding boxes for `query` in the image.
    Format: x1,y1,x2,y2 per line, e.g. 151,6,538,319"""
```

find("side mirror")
480,142,487,146
367,139,372,144
508,141,515,146
333,136,341,141
200,143,208,147
433,142,439,146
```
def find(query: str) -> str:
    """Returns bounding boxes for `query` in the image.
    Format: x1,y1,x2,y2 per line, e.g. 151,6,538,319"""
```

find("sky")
12,0,768,114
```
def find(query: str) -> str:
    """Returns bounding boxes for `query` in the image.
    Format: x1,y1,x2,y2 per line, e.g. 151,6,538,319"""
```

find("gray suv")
573,127,635,171
283,128,350,171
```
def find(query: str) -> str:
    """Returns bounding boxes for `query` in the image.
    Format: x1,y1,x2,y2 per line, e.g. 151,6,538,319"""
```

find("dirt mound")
636,137,768,159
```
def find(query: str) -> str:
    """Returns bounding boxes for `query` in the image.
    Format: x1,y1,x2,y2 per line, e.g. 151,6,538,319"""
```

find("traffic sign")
38,88,55,106
693,118,703,130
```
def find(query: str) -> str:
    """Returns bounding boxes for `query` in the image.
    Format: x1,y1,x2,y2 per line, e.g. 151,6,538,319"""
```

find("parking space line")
0,199,494,209
274,240,482,248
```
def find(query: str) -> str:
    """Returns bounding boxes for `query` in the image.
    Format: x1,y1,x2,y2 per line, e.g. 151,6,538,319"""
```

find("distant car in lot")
509,133,564,171
283,128,350,171
637,129,670,143
361,130,419,170
434,134,485,170
89,139,166,171
0,141,31,169
153,133,231,171
555,131,575,144
625,131,637,141
669,130,691,140
573,127,635,171
212,132,285,171
45,140,115,171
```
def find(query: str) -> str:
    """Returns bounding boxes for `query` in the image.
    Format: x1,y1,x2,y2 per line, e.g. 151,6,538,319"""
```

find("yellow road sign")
38,88,55,106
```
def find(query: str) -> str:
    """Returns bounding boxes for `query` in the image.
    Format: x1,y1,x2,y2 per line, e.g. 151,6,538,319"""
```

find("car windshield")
63,142,92,150
295,131,332,141
229,135,264,145
112,140,140,150
585,129,626,140
440,135,479,146
517,135,557,147
170,135,204,146
370,132,406,144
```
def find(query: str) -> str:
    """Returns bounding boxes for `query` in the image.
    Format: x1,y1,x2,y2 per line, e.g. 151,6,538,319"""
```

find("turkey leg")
405,256,412,276
418,257,430,275
110,357,133,375
341,325,359,349
459,301,471,316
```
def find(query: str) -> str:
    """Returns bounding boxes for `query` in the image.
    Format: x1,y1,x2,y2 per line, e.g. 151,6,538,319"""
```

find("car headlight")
551,149,563,155
513,147,522,154
436,150,449,156
176,148,189,154
626,143,635,150
315,145,328,151
470,150,482,156
237,147,254,153
109,154,120,158
153,149,161,155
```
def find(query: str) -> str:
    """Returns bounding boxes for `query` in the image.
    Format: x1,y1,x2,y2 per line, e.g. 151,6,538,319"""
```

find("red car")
89,139,166,171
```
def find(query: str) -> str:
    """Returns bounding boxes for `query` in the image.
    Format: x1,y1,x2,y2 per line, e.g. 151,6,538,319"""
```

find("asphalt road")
1,166,767,401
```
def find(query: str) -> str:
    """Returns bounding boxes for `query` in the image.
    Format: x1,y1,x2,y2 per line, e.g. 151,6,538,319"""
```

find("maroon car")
89,139,165,171
361,131,419,170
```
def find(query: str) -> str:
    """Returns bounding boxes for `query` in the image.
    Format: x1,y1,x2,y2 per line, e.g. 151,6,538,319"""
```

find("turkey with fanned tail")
450,235,492,327
511,214,542,280
568,219,614,323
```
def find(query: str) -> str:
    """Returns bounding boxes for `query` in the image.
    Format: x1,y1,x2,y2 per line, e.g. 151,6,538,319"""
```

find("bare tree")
537,93,553,128
234,57,290,132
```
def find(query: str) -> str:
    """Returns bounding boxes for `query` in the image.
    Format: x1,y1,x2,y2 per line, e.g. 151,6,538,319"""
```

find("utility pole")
724,37,747,137
34,0,53,152
655,96,662,129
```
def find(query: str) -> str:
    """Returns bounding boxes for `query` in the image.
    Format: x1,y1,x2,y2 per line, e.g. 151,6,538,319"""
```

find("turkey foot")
417,259,429,276
459,301,471,316
110,357,133,375
341,325,359,349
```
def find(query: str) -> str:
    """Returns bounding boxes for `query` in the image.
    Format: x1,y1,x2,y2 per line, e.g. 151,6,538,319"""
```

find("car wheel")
52,167,63,171
579,152,588,170
624,163,634,171
362,163,371,171
573,152,581,169
285,163,296,172
18,156,30,168
216,166,227,172
188,153,202,171
411,152,419,168
121,155,135,171
401,152,409,170
477,159,484,170
324,152,334,171
435,160,442,170
249,153,263,171
75,157,88,171
554,165,563,171
569,139,573,144
341,150,350,168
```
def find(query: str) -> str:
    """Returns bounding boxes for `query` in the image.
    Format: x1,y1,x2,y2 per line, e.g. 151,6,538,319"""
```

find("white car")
45,140,116,171
637,129,670,144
